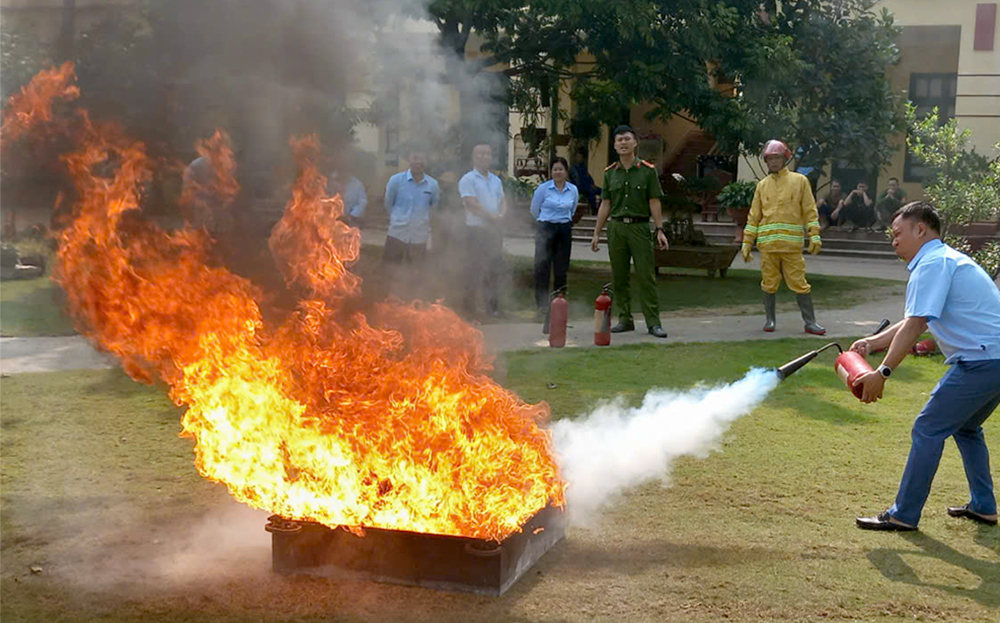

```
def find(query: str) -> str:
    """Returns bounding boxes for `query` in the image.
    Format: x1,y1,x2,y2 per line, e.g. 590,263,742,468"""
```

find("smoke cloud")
552,369,781,523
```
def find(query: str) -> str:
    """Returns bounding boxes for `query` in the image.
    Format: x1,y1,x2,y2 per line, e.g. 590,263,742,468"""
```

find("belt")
611,217,649,224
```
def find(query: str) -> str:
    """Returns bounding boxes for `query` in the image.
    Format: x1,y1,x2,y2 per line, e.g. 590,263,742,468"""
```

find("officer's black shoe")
610,321,635,333
648,325,668,339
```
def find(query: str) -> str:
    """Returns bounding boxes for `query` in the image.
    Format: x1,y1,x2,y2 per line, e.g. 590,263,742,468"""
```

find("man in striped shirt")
741,140,825,334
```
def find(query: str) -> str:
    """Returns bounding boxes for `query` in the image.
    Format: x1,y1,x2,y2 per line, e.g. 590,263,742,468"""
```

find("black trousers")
463,225,503,314
534,221,573,310
383,235,427,264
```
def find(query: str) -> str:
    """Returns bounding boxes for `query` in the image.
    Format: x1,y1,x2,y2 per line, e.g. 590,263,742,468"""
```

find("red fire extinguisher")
776,319,889,401
549,287,568,348
834,350,875,400
594,284,612,346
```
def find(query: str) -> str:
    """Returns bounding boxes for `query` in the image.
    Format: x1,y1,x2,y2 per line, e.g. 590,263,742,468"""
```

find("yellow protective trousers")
760,250,811,294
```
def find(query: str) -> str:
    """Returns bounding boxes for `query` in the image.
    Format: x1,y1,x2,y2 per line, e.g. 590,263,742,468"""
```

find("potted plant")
651,175,740,278
716,180,758,242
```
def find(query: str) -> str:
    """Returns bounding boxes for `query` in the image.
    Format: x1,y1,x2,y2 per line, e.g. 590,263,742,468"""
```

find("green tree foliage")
1,21,52,102
905,103,1000,277
427,0,904,178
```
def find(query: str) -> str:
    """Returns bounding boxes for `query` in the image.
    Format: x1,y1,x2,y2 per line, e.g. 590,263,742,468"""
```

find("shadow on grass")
549,537,781,575
866,530,1000,608
81,368,180,418
772,369,879,426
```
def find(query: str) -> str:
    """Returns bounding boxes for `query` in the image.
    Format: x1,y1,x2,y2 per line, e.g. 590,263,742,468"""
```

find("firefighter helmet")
762,140,792,160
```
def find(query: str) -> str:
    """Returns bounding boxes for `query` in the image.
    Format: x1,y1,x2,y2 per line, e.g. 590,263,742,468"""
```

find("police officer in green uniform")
590,125,669,338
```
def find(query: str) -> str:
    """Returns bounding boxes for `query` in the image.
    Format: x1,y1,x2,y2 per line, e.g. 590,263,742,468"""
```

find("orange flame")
268,135,361,299
0,62,79,148
178,129,241,233
35,71,564,541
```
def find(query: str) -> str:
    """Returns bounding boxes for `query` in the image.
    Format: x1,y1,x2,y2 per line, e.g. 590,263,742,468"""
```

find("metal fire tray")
265,504,565,595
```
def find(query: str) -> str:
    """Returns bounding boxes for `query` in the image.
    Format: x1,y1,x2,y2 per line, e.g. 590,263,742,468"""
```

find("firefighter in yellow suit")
741,140,825,335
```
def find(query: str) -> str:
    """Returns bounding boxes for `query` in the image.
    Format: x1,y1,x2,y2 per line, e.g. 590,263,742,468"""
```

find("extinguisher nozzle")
775,350,819,381
775,342,843,381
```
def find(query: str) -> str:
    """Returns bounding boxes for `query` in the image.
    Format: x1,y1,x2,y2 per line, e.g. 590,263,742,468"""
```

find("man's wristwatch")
876,364,892,379
655,226,665,234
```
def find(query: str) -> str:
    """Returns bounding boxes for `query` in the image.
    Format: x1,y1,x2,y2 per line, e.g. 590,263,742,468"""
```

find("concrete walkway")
0,335,116,374
0,227,913,375
480,297,903,351
1,298,905,374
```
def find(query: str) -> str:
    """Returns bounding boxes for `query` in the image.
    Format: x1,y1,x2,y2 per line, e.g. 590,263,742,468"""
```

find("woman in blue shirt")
530,157,579,330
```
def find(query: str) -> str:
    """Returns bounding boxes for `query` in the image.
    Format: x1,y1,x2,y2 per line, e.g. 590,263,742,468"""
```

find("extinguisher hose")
775,318,890,381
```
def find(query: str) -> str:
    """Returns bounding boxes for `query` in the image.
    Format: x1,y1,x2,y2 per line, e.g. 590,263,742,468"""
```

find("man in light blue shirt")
458,142,508,317
383,150,440,266
339,175,368,226
851,202,1000,531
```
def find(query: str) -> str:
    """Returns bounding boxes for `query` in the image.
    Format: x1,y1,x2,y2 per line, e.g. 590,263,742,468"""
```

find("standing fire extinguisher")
549,287,568,348
594,284,612,346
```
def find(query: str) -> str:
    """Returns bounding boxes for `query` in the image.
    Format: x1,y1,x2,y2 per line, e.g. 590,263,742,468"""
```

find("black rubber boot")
763,293,776,332
796,293,826,335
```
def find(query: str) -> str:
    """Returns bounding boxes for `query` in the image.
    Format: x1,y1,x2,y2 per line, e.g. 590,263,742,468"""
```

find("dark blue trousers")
888,359,1000,526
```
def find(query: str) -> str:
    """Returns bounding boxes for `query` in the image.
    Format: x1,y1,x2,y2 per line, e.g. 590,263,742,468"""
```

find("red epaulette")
641,160,656,169
604,162,619,172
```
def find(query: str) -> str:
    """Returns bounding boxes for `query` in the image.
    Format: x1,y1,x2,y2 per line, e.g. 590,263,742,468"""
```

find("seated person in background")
833,182,874,229
817,179,845,230
569,151,601,215
875,177,907,229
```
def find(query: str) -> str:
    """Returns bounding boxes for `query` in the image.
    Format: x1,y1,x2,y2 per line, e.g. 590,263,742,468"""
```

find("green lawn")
0,244,901,337
0,276,75,337
1,339,996,622
503,257,903,320
353,245,904,323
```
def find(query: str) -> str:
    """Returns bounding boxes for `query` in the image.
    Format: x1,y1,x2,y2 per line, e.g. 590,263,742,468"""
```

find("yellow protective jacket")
743,169,820,252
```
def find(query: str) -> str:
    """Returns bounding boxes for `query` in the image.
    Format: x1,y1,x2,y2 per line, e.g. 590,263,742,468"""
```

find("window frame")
904,72,958,183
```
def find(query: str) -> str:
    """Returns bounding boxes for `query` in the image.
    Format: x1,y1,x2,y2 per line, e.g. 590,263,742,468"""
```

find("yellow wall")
747,1,1000,197
877,0,1000,195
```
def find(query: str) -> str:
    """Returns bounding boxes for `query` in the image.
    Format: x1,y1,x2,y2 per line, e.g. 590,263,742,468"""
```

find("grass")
0,276,75,337
504,257,903,320
0,243,900,338
0,240,75,337
352,245,905,323
1,339,997,622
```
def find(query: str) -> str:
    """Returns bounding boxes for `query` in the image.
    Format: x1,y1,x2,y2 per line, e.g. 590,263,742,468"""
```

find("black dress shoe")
610,322,635,333
648,325,668,338
947,504,999,525
856,510,917,531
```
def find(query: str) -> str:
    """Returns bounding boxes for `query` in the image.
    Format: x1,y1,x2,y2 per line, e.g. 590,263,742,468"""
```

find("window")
904,73,957,182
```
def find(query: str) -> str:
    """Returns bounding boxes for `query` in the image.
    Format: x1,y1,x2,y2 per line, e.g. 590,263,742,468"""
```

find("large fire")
7,66,565,541
0,62,79,148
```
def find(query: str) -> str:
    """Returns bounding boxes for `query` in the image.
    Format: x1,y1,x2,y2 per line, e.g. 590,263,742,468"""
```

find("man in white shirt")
458,142,507,318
